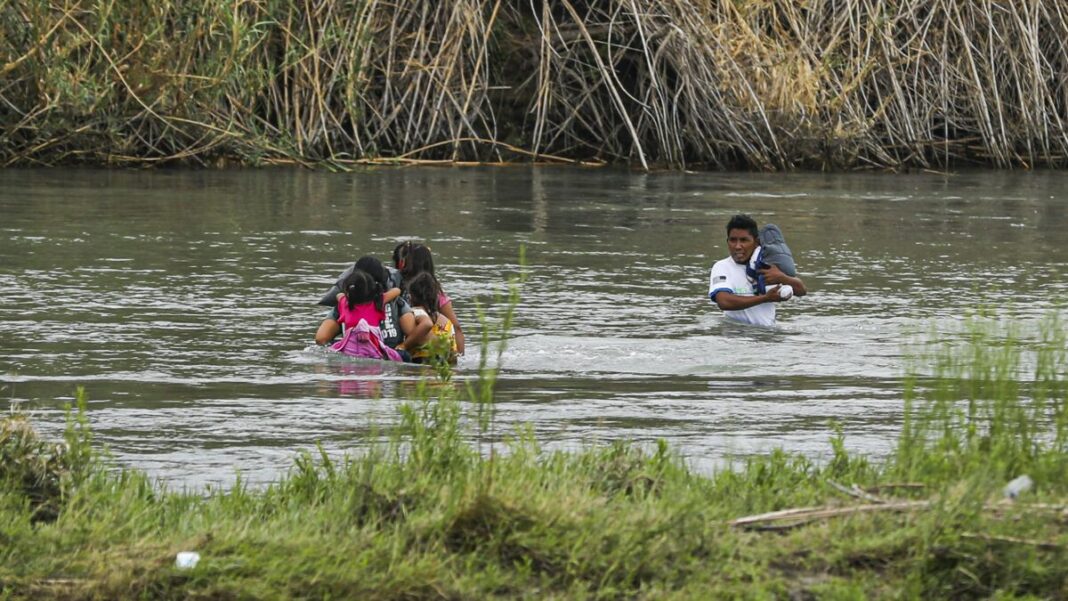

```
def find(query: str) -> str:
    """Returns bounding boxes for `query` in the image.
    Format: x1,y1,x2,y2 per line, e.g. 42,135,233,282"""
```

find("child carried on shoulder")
331,269,404,362
746,223,798,298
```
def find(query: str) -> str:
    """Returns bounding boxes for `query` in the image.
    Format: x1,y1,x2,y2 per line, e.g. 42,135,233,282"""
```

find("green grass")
2,314,1066,599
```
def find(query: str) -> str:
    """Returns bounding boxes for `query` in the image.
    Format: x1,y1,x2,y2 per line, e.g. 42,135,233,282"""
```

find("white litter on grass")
1004,475,1033,499
175,551,200,570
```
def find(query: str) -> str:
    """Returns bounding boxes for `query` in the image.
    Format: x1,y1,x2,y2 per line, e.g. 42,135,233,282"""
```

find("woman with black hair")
391,242,465,356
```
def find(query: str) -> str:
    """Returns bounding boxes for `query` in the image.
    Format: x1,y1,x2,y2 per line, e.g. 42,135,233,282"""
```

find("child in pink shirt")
330,269,404,361
335,269,401,333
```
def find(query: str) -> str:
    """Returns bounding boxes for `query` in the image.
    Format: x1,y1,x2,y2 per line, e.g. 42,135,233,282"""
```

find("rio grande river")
2,167,1066,488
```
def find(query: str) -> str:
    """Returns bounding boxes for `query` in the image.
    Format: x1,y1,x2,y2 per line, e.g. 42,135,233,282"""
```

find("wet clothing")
708,251,777,327
381,267,411,348
337,299,386,332
409,307,457,362
380,297,411,349
320,265,412,349
756,224,796,275
331,318,403,362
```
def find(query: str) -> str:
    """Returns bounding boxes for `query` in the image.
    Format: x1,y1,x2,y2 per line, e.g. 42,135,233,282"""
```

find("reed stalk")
3,1,1068,169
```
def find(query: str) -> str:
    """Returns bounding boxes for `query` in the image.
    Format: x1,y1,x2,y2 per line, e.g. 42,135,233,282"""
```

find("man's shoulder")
394,296,412,314
711,256,742,272
709,257,742,294
386,266,403,288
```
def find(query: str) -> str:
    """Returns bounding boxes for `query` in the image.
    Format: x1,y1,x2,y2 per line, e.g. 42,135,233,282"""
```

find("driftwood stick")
729,501,932,529
865,483,926,493
732,496,1068,531
394,136,605,165
961,533,1063,550
828,480,888,504
348,158,603,168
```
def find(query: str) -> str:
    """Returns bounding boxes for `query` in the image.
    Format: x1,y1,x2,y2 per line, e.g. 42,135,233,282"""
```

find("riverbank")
4,1,1068,171
2,316,1066,599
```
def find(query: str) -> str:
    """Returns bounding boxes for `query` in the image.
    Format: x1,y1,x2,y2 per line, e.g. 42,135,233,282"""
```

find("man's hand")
759,265,807,297
759,264,787,285
765,285,786,302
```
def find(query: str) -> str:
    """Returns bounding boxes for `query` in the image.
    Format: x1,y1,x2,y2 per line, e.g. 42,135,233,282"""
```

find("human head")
726,214,759,239
401,243,436,280
354,255,388,288
725,214,759,265
405,272,441,317
342,269,383,311
392,240,416,270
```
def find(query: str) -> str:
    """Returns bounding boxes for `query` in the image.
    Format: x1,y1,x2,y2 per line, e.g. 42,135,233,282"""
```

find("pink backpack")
331,319,403,362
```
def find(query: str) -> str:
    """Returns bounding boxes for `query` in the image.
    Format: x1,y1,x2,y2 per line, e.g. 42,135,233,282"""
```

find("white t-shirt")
708,251,776,327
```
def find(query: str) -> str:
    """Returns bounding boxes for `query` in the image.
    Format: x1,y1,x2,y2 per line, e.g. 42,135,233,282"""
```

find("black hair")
405,272,442,321
392,240,415,270
726,214,759,239
342,269,383,312
354,255,389,288
401,243,436,282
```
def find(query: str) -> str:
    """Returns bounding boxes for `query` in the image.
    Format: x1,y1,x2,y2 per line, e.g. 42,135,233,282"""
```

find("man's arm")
759,265,807,297
713,288,784,311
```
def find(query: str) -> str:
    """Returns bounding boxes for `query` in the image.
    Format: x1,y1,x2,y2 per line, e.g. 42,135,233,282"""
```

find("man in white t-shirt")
708,214,807,326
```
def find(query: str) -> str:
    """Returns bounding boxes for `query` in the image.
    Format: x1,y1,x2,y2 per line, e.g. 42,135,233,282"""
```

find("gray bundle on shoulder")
758,224,796,276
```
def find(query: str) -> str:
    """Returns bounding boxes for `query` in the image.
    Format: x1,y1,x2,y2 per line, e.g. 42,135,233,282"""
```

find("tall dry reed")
3,0,1067,169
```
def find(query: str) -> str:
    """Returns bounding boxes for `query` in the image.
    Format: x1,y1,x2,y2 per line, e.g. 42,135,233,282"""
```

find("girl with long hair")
392,242,465,355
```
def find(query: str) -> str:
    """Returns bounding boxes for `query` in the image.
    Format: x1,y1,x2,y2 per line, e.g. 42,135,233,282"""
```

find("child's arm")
383,287,401,303
396,311,432,351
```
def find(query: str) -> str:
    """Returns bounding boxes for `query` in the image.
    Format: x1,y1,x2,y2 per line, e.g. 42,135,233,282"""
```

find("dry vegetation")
3,0,1068,169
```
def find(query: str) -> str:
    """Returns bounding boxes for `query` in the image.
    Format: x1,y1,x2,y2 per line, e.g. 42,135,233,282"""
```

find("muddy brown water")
2,167,1065,487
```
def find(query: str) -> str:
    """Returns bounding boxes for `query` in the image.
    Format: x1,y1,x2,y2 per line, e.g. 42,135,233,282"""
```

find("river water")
1,167,1066,488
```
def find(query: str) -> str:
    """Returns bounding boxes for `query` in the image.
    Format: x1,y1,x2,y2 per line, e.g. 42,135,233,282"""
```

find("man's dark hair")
726,214,759,238
355,255,389,288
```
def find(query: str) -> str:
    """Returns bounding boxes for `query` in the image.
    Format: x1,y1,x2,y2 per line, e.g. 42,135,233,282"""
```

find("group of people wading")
315,215,805,365
314,241,464,364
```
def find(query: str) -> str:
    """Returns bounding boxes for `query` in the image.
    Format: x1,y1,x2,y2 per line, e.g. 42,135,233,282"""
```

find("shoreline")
2,317,1067,598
